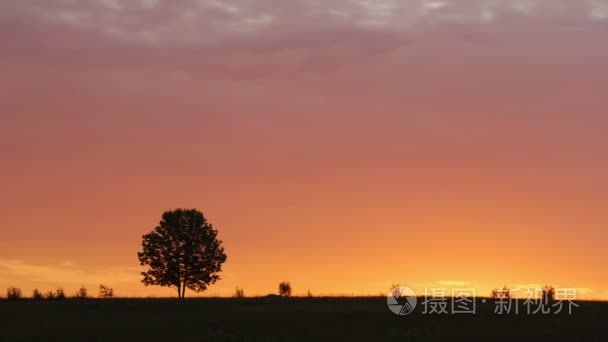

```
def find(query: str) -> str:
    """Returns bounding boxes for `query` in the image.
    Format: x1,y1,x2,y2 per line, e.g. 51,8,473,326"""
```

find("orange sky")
1,0,607,299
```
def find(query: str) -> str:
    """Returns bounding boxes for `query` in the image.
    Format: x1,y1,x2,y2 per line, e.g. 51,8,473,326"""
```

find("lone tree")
138,208,227,298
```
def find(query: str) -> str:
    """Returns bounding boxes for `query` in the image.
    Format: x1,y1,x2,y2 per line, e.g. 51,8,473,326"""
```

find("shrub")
32,289,44,300
55,288,66,300
278,281,292,297
234,287,245,298
307,289,313,298
542,285,556,303
45,290,55,300
74,286,88,299
491,286,511,299
98,284,114,298
6,287,22,300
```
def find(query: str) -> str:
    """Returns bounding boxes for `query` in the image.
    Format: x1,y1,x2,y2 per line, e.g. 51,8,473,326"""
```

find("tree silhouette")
74,286,88,299
542,285,556,303
234,287,245,298
98,284,114,298
138,208,227,298
32,289,43,300
55,288,66,300
6,287,22,300
491,286,511,299
279,281,292,297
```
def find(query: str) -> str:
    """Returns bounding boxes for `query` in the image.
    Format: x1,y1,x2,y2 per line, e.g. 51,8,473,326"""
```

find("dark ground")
0,297,607,341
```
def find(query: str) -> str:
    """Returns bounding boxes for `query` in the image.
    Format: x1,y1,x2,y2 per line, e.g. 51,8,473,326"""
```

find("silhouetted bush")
278,281,292,297
74,286,88,299
491,286,511,299
98,284,114,298
45,288,67,300
32,289,44,300
234,287,245,298
6,287,22,300
307,289,313,298
542,285,556,303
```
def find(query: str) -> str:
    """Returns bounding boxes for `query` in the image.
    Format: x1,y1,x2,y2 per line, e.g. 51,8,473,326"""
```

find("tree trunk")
182,265,188,298
177,282,182,298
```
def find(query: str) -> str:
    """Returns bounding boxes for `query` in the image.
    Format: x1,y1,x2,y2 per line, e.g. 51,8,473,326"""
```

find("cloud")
0,1,606,157
1,0,607,66
1,0,606,173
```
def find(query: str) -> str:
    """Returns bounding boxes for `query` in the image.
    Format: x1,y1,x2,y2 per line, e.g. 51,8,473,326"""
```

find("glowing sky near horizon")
1,0,607,299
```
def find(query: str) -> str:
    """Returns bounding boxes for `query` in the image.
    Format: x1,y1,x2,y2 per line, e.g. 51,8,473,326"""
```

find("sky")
1,0,607,299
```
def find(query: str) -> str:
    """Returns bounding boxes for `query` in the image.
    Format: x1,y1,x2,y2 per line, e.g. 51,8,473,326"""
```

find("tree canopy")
138,208,227,298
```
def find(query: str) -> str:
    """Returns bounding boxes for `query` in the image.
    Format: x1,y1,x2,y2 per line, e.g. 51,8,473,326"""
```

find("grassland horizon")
1,297,607,341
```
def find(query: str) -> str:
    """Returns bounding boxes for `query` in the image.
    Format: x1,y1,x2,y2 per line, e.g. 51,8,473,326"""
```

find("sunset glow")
1,0,607,300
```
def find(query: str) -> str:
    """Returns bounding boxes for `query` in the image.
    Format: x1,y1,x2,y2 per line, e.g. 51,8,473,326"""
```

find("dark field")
1,297,607,341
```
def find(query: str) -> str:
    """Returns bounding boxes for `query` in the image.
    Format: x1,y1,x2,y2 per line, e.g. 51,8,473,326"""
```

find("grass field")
1,297,607,341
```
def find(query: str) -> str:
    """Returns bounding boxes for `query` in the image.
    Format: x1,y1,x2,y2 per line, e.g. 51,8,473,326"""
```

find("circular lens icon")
387,285,417,315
